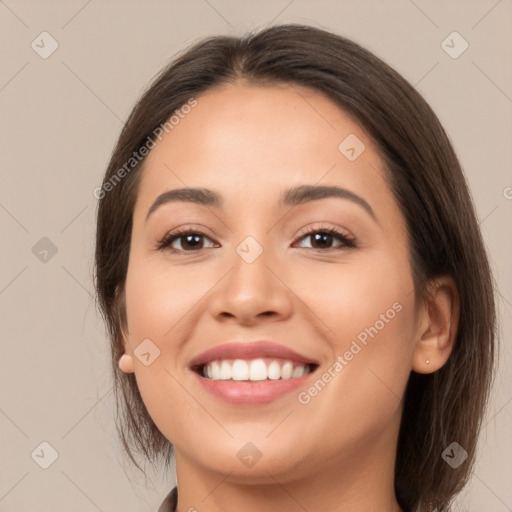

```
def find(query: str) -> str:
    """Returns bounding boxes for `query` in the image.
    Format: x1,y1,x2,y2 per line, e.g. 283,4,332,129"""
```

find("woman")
94,24,497,512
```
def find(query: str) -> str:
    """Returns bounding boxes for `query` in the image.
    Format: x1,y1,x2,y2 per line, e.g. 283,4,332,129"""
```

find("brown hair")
94,24,497,511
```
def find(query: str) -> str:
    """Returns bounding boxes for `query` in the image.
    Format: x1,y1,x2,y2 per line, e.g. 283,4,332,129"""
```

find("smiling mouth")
193,358,319,382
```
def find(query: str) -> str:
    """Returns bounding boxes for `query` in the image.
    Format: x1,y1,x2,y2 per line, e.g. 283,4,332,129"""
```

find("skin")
119,82,459,512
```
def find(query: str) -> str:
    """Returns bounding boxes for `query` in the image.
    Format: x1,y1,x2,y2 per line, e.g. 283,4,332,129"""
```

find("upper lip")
189,341,320,369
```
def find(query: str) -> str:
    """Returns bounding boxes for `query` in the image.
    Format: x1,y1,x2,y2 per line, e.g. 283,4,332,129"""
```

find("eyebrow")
145,184,377,222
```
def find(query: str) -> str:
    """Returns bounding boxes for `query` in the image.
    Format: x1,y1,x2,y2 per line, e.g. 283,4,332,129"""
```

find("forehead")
144,82,371,166
133,82,400,227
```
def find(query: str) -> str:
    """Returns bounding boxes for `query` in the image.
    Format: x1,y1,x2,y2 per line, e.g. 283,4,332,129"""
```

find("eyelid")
155,225,219,252
294,223,354,241
292,223,356,249
156,223,357,252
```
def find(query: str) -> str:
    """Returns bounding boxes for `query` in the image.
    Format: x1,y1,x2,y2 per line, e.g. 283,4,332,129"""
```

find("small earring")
426,359,430,365
118,354,134,373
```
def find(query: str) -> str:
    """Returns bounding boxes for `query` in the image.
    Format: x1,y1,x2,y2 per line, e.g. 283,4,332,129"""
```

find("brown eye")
156,226,356,253
157,229,218,252
295,227,356,250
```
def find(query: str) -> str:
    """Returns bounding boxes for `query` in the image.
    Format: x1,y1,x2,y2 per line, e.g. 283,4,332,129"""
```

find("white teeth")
202,358,312,381
220,360,231,380
281,361,293,380
267,361,281,380
211,361,220,380
249,359,267,381
292,365,305,378
232,360,249,380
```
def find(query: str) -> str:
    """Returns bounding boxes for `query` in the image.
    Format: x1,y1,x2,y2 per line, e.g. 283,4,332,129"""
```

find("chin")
182,436,312,483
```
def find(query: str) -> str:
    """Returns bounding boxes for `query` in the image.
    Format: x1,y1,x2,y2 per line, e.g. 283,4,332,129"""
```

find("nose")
208,241,293,326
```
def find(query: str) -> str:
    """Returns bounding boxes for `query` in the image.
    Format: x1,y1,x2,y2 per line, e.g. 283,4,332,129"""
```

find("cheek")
123,256,216,444
124,256,201,345
322,277,413,352
289,247,415,349
290,252,416,437
294,287,416,453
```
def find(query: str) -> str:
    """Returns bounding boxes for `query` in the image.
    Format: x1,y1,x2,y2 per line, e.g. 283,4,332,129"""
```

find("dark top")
157,487,177,512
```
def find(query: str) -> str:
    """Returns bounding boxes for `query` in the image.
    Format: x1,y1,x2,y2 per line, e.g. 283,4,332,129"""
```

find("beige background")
0,1,511,511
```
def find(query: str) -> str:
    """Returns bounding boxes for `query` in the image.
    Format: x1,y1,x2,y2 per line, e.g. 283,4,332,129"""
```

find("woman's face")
123,82,420,483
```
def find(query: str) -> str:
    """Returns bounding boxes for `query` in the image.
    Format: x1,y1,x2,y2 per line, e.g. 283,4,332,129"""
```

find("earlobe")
412,276,460,374
118,353,134,373
118,330,134,373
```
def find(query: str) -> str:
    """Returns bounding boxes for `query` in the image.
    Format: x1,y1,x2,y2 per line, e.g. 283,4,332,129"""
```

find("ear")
114,285,135,373
412,275,460,374
117,328,135,374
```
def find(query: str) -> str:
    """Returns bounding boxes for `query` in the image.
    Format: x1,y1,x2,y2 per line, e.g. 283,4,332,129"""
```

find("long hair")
94,24,497,511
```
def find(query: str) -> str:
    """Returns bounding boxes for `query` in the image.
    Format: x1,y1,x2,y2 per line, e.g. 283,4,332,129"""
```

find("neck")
173,411,404,512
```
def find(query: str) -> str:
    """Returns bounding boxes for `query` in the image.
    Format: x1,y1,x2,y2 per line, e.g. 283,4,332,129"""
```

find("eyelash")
156,225,357,253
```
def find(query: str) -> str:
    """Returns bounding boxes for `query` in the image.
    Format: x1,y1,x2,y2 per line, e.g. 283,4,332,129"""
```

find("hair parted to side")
94,24,497,512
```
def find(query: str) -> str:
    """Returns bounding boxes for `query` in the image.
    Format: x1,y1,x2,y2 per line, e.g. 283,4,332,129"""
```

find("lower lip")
193,370,316,405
